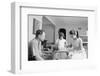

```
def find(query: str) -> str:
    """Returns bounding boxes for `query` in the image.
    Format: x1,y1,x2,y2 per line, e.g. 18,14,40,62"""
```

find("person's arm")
55,39,59,50
79,38,84,50
64,40,69,48
67,46,74,51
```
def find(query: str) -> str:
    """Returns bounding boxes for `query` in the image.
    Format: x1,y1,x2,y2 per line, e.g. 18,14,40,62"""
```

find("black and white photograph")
0,0,100,75
10,2,97,74
28,15,88,61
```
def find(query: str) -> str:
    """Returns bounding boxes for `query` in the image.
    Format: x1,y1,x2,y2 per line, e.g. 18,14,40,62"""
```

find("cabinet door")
43,24,55,43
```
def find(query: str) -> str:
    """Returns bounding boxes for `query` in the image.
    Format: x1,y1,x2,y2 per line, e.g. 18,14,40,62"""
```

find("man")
28,30,45,61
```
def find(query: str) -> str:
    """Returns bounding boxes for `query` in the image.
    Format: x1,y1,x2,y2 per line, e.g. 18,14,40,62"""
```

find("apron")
71,49,87,59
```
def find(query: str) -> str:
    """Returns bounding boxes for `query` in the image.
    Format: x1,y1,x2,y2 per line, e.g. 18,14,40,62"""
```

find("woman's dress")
70,38,87,59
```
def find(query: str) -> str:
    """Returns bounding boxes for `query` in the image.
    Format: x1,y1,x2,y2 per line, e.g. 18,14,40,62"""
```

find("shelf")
80,35,88,37
83,42,88,44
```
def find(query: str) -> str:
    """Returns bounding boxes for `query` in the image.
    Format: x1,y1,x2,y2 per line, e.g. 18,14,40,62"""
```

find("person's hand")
68,52,73,57
37,56,44,60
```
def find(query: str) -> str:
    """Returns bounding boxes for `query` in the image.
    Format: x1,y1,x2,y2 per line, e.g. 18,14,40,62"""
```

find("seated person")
28,30,45,61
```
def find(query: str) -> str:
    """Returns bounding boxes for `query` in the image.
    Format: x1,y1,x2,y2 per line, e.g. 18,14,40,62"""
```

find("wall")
28,15,43,41
42,16,55,43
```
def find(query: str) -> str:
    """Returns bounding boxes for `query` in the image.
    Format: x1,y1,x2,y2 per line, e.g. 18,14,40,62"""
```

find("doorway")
59,28,66,39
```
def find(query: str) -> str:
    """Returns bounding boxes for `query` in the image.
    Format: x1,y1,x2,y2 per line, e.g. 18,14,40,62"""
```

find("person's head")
36,30,45,41
59,32,64,39
69,29,79,39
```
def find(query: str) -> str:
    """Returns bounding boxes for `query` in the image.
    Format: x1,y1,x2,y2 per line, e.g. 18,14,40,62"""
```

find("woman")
54,32,68,60
68,29,87,59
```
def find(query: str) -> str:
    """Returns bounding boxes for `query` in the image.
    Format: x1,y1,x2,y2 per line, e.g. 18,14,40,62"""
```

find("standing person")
68,29,87,59
28,30,45,61
54,32,68,60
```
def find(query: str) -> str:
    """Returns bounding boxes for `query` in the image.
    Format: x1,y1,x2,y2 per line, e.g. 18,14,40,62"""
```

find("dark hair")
69,29,76,35
69,30,79,38
59,32,64,39
36,30,44,38
76,31,79,38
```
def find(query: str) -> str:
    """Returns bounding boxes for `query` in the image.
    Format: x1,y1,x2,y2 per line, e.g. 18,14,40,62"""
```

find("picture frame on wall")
33,18,41,34
11,2,96,74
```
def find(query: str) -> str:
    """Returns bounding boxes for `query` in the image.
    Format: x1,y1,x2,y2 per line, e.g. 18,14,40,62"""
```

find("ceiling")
44,16,88,28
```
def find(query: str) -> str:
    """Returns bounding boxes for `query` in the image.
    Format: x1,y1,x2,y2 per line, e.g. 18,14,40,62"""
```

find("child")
54,32,68,60
68,29,87,59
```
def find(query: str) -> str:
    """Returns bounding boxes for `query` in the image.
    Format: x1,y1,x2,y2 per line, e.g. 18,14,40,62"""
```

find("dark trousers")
28,56,37,61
